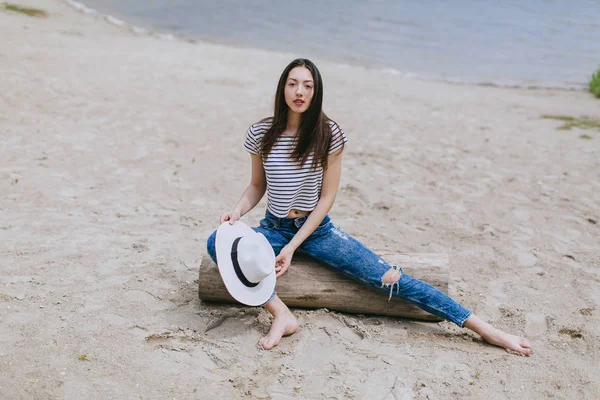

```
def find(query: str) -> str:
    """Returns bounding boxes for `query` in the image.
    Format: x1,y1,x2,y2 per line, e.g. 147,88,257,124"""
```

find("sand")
1,1,599,399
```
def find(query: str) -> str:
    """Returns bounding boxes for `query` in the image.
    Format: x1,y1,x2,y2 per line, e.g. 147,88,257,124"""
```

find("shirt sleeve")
244,124,260,155
328,121,348,154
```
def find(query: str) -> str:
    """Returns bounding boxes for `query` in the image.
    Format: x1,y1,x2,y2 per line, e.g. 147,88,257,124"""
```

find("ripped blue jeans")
206,210,472,327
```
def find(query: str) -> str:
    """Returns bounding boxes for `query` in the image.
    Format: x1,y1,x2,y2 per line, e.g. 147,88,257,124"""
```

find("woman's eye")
288,83,295,87
306,85,313,89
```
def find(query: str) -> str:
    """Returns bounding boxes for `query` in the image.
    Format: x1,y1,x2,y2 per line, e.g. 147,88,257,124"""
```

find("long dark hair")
260,58,339,170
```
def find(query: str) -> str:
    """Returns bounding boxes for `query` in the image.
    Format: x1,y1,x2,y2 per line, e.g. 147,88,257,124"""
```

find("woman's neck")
286,112,301,131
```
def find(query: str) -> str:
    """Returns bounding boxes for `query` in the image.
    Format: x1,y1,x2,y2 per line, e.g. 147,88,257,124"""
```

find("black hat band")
230,237,259,288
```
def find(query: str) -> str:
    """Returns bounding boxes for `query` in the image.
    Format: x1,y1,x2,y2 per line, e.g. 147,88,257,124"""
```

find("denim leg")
298,224,472,327
390,273,472,327
206,230,218,264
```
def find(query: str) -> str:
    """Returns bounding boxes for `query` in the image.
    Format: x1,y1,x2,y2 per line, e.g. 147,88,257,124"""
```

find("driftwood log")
199,251,448,321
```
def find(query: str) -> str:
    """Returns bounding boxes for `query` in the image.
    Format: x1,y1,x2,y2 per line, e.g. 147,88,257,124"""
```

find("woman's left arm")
274,149,343,277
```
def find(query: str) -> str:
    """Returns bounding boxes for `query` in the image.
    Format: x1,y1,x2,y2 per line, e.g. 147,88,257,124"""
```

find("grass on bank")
2,2,47,17
590,67,600,99
541,115,600,134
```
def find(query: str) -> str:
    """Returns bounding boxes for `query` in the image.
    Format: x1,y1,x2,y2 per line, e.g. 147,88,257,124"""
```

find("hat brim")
215,221,276,306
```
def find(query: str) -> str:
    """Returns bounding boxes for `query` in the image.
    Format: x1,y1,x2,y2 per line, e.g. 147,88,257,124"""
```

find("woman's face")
284,66,314,114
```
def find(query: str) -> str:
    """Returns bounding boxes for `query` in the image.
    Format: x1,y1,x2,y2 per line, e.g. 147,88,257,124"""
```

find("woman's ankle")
264,295,290,316
463,314,494,337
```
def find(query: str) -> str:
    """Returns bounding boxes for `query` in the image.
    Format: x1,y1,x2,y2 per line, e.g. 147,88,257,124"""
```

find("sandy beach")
1,1,600,398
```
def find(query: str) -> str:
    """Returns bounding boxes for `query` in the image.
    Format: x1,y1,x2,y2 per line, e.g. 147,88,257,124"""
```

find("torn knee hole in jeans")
381,265,403,300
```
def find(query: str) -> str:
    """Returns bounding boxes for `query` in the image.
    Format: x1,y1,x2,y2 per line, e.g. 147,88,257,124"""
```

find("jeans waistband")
265,210,330,229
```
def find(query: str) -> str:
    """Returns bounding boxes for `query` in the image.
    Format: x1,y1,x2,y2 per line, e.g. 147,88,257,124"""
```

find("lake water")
72,0,600,89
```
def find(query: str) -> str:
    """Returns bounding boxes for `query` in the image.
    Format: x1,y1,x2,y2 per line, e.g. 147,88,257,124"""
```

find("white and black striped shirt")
244,119,348,218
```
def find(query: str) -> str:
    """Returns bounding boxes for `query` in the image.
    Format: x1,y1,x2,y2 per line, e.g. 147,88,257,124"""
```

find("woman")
207,58,531,355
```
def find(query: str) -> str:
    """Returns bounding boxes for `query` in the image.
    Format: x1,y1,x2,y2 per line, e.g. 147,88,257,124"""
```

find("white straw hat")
215,221,276,306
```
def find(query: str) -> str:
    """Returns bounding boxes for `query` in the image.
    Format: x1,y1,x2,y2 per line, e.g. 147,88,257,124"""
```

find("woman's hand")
220,210,241,225
275,245,295,278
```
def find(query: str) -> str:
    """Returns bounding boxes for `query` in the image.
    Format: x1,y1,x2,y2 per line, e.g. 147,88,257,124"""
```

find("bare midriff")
286,209,310,219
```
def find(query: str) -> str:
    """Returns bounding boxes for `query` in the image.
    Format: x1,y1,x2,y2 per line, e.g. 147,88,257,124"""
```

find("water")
74,0,600,89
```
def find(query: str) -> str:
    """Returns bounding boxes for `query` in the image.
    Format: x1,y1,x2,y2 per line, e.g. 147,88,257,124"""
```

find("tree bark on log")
199,251,449,321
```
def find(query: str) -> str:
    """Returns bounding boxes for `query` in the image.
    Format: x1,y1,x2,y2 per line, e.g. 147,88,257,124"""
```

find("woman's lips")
294,100,304,105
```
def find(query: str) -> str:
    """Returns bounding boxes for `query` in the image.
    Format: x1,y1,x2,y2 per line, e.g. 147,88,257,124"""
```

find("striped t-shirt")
244,119,348,218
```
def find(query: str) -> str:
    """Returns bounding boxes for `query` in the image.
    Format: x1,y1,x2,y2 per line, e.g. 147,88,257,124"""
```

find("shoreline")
63,0,589,92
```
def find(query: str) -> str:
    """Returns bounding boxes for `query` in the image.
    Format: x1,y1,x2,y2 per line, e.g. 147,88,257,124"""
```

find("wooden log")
199,251,448,321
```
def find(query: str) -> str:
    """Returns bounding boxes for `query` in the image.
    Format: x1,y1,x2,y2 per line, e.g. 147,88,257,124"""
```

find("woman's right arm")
220,154,266,224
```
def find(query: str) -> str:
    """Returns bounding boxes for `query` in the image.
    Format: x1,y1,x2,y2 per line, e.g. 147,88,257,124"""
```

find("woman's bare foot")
464,314,532,356
259,295,299,350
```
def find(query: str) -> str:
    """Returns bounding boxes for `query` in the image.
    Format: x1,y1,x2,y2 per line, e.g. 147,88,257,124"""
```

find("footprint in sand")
515,251,537,268
525,312,549,337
